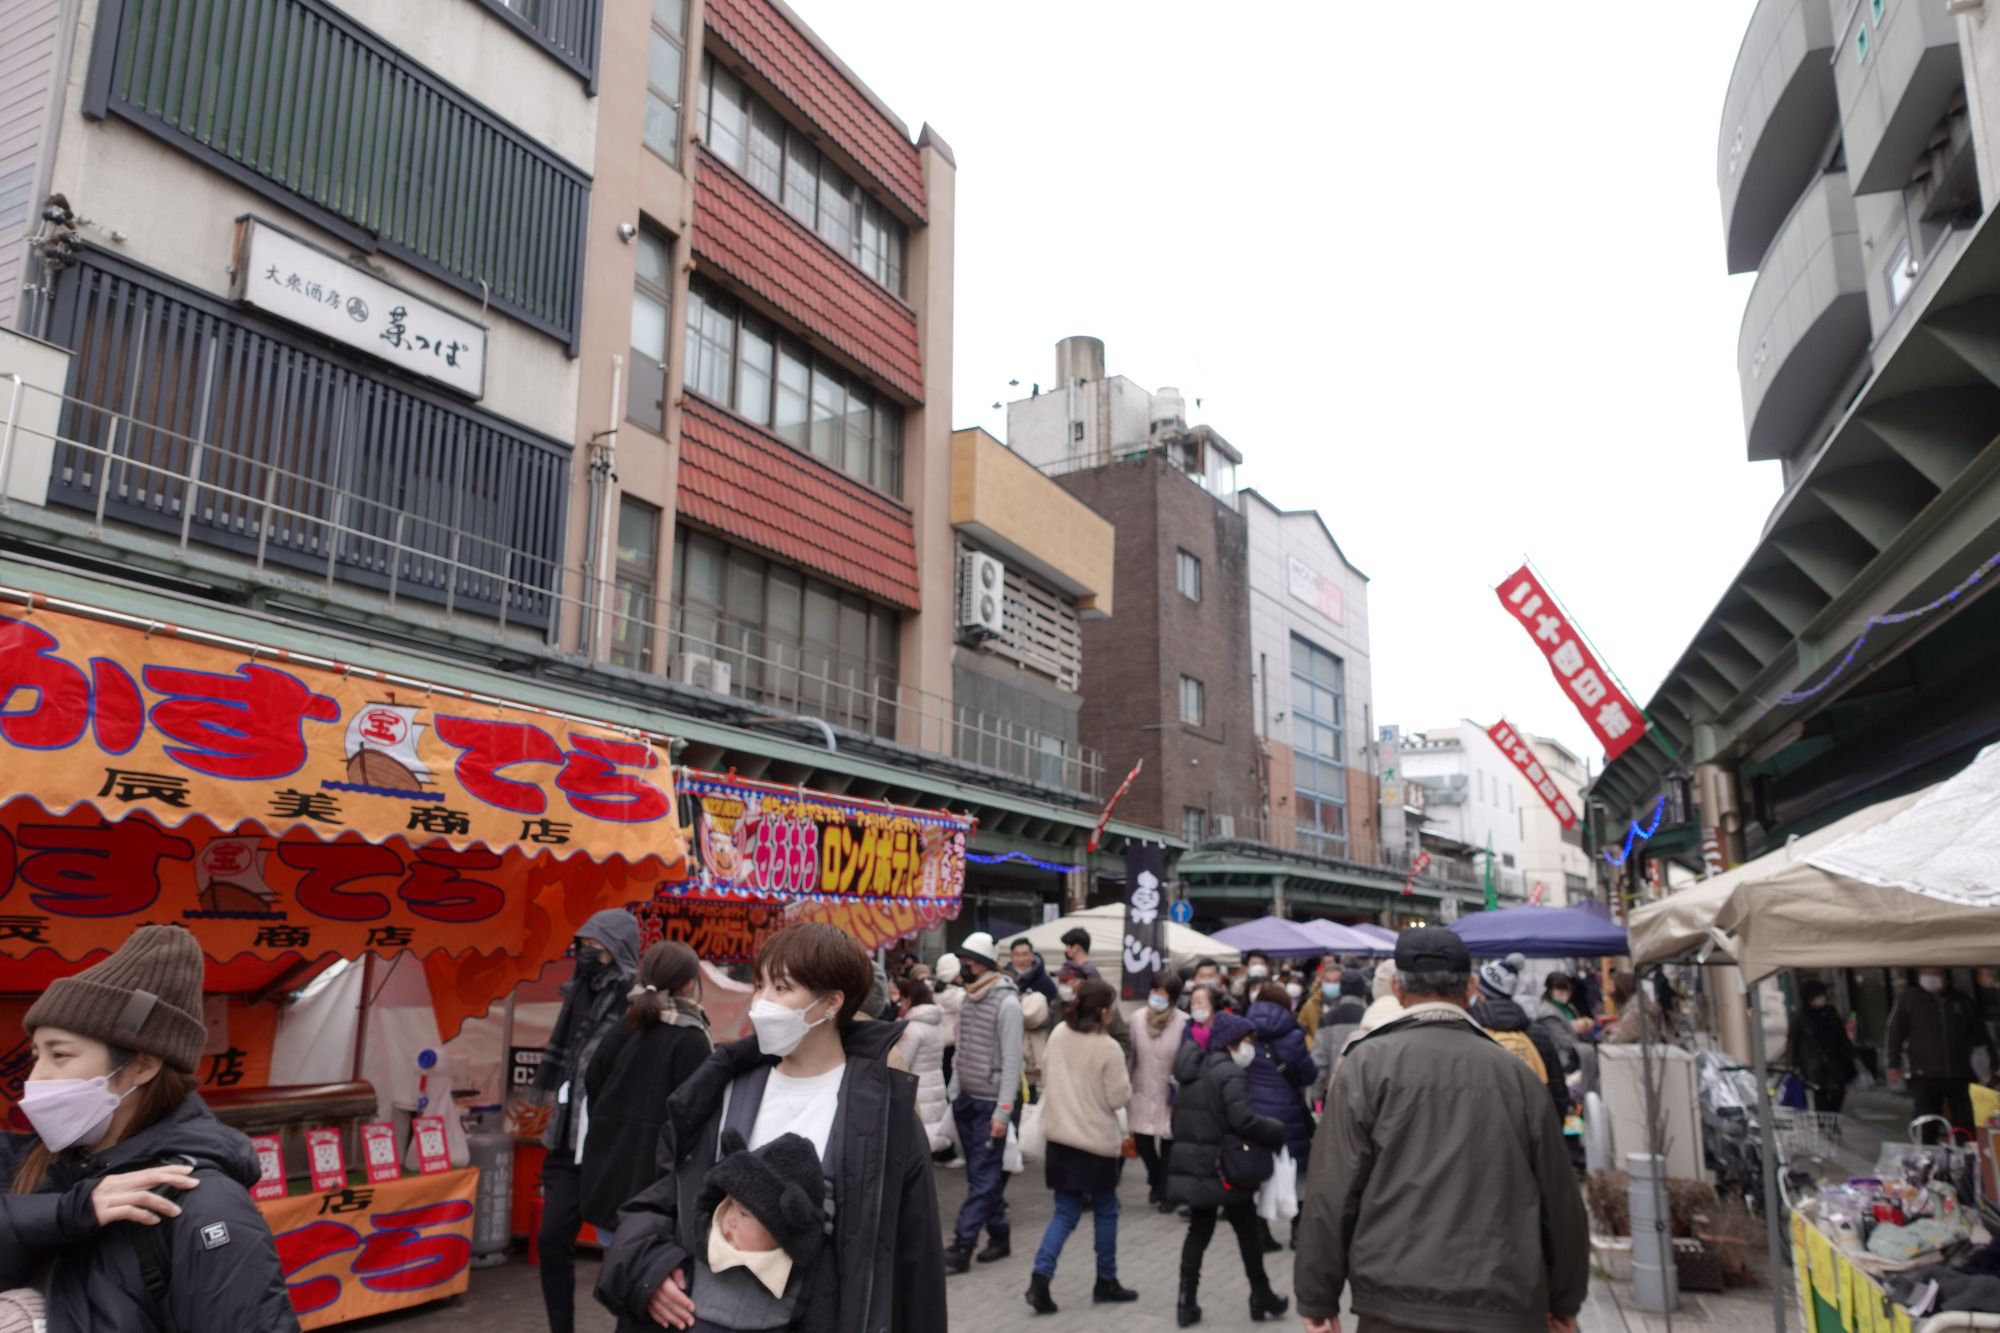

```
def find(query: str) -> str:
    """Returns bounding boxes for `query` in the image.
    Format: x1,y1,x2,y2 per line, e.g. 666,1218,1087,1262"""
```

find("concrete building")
0,0,1166,954
1398,724,1526,902
1511,733,1591,905
1596,0,2000,882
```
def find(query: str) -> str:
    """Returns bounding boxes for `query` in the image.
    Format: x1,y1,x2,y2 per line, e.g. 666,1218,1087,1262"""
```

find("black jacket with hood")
535,906,642,1155
1163,1040,1285,1212
0,1094,298,1333
594,1020,947,1333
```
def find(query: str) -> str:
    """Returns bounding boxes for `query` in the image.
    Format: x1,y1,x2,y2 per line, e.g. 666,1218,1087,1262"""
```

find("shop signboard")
631,897,788,963
1494,566,1646,761
360,1123,401,1184
262,1166,476,1329
1120,842,1167,1001
1287,556,1344,624
412,1117,451,1174
251,1134,287,1201
306,1127,347,1193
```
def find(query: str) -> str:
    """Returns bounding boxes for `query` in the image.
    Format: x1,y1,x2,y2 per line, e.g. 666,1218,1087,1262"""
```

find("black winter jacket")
594,1020,947,1333
0,1094,298,1333
580,1018,713,1230
1473,995,1571,1120
1787,1003,1857,1090
1885,984,1995,1080
1164,1042,1285,1212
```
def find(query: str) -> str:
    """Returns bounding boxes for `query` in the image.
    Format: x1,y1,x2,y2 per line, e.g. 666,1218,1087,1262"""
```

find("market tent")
1626,785,1934,965
1349,923,1400,949
1210,916,1328,958
1017,903,1240,975
1295,918,1390,954
1806,742,2000,906
1448,904,1628,958
1714,857,2000,983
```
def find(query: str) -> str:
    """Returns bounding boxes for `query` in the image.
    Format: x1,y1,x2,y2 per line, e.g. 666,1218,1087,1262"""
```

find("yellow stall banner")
1806,1223,1838,1306
259,1167,478,1331
1793,1212,1820,1333
1838,1253,1855,1331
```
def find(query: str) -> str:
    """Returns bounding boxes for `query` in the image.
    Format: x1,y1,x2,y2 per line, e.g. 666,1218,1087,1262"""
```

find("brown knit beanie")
25,924,206,1074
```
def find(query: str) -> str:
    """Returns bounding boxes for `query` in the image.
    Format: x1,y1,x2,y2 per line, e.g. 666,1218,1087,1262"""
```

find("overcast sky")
797,0,1774,769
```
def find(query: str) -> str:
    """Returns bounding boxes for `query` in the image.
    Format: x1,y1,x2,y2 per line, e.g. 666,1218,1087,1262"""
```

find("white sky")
794,0,1777,769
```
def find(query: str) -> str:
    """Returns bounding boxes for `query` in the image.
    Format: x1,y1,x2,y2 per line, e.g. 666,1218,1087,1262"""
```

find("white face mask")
1284,983,1303,1001
1230,1044,1255,1068
1920,974,1947,993
1148,994,1170,1011
1056,985,1076,1004
748,995,835,1058
21,1075,130,1152
1189,1004,1213,1024
1247,965,1269,980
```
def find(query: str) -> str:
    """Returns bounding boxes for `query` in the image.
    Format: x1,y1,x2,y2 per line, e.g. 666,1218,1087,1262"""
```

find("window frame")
1176,549,1201,602
643,0,690,166
626,228,673,433
1179,675,1205,727
610,495,662,672
1289,634,1347,858
1182,806,1207,845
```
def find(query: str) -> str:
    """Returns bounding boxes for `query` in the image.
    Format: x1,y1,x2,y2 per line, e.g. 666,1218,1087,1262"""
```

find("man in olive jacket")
1294,927,1589,1333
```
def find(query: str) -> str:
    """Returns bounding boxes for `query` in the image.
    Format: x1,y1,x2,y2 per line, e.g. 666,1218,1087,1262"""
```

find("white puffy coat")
899,1002,951,1151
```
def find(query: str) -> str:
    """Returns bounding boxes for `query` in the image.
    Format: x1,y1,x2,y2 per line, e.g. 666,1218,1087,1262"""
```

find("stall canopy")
1626,785,1933,966
1296,918,1390,954
1348,922,1400,949
1019,903,1239,975
1210,916,1330,958
1448,904,1628,958
0,597,688,1040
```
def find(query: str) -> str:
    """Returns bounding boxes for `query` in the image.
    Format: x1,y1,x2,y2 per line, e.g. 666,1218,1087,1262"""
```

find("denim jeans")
951,1095,1008,1245
1032,1188,1120,1281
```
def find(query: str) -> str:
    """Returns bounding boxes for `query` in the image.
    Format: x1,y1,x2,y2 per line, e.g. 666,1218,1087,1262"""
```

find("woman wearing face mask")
1126,971,1186,1212
0,924,296,1332
1184,985,1220,1050
580,942,712,1233
1164,1011,1289,1327
894,978,953,1155
535,910,642,1333
1305,970,1369,1108
1786,978,1857,1114
596,923,947,1333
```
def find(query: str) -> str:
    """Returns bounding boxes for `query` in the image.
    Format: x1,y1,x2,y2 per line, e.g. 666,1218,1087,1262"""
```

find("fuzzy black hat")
698,1129,827,1263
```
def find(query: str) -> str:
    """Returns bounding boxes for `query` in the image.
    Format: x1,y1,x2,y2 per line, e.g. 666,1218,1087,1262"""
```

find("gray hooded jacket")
537,907,642,1152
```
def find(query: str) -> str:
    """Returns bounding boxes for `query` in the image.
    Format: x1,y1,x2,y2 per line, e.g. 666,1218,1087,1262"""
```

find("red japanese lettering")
89,658,144,754
431,717,561,814
15,821,193,916
279,840,405,921
143,664,339,780
556,736,670,824
0,620,89,750
398,846,504,923
274,1219,361,1315
352,1200,472,1293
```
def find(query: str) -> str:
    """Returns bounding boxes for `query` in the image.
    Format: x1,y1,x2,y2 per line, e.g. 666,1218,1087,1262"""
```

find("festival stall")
1019,902,1239,975
1448,902,1630,958
1209,915,1336,958
0,594,689,1328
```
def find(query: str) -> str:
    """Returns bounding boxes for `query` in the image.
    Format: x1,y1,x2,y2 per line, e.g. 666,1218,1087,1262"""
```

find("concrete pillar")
1694,763,1746,872
1708,965,1754,1066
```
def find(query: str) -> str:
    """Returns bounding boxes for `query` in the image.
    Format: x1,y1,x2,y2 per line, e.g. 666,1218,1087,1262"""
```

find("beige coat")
1039,1022,1131,1159
1019,991,1054,1088
1125,1006,1186,1138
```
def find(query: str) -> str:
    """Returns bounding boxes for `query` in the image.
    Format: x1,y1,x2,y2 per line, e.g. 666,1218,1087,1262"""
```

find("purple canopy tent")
1295,918,1390,954
1447,904,1628,959
1348,923,1400,949
1208,916,1329,958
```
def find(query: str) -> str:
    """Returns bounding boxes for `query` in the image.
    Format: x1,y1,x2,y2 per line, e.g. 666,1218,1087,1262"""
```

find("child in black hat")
688,1129,830,1333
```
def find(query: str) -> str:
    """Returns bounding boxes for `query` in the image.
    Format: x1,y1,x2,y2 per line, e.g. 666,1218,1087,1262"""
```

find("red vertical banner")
1494,567,1647,761
1485,719,1578,830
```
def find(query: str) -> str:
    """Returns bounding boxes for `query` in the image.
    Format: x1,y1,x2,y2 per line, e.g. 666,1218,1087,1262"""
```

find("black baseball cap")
1394,926,1471,975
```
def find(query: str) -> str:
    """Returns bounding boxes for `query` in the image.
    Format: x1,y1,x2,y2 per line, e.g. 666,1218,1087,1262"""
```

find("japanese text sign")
411,1118,450,1175
232,218,487,398
1287,556,1344,625
1495,566,1646,761
262,1164,476,1330
631,897,787,963
0,606,682,867
1121,842,1167,1001
251,1134,288,1201
1485,719,1577,830
360,1124,401,1185
307,1127,348,1193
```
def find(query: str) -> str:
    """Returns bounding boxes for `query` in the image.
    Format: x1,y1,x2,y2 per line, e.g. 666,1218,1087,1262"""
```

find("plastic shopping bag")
1003,1122,1025,1174
1255,1148,1299,1222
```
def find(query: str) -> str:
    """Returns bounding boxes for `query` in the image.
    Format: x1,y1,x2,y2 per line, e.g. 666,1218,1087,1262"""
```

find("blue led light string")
1763,550,2000,713
965,850,1090,873
1601,796,1667,866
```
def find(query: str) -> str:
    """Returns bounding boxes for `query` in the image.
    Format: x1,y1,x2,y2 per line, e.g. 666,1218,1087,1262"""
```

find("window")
628,230,671,432
1290,635,1346,858
1176,549,1201,601
611,498,660,671
645,0,688,164
1870,0,1884,21
1182,807,1207,844
1502,853,1516,869
1179,675,1205,726
683,280,903,495
1886,237,1916,308
698,60,907,295
1565,872,1589,897
1856,24,1869,62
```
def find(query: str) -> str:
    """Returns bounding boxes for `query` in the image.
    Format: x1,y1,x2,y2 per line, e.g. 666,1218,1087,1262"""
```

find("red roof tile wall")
693,155,924,402
703,0,927,221
677,397,920,610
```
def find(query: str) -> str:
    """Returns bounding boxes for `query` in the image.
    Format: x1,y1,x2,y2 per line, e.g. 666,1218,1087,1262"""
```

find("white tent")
1012,903,1240,976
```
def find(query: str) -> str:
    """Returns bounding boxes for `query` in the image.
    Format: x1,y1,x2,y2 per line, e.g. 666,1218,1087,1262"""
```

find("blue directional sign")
1169,898,1193,925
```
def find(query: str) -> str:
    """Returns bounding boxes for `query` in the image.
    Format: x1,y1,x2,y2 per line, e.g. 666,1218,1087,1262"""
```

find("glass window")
684,285,735,404
701,62,748,172
842,384,873,481
1179,675,1204,727
610,497,660,672
775,344,811,450
1182,807,1206,844
736,318,774,424
616,496,658,569
645,23,685,165
872,402,903,496
810,367,844,464
747,100,785,198
1290,635,1346,857
628,231,671,432
782,132,819,228
817,161,855,256
1887,237,1915,307
1177,549,1201,601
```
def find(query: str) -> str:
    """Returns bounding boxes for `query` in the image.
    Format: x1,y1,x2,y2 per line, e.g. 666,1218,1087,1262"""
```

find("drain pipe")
745,715,838,752
579,356,622,659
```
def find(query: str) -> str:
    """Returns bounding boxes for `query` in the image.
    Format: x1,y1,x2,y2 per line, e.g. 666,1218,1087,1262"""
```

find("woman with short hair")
1024,979,1134,1314
1127,969,1186,1211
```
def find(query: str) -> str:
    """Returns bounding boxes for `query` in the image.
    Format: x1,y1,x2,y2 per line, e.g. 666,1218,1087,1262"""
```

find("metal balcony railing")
0,374,1105,801
1204,808,1523,897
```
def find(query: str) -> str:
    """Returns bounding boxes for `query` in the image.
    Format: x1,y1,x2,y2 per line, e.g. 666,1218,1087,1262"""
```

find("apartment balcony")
1738,171,1870,461
1719,0,1838,274
1836,0,1963,195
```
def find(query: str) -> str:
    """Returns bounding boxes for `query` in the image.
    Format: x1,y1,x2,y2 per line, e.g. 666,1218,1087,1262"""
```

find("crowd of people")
0,917,1609,1333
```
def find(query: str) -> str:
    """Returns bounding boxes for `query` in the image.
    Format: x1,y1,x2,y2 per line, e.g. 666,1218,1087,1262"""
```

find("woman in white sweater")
1126,969,1187,1211
1025,979,1134,1315
896,977,952,1151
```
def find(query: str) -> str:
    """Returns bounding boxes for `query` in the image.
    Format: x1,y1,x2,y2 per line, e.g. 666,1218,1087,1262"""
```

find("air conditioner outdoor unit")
676,652,732,696
958,552,1006,640
1216,815,1236,840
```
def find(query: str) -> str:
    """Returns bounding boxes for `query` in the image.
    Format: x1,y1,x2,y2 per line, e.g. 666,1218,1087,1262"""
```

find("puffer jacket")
1125,1006,1186,1138
1534,996,1585,1074
1243,1000,1318,1164
1474,995,1569,1120
1164,1041,1285,1212
898,1003,952,1150
1295,1005,1590,1333
0,1095,299,1333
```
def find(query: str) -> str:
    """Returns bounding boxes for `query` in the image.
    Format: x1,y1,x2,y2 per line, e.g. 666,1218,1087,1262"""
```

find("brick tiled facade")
692,153,924,400
678,398,920,608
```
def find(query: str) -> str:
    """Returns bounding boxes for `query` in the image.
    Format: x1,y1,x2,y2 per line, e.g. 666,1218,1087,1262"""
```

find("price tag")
412,1116,450,1175
359,1122,401,1184
306,1127,347,1193
249,1134,287,1201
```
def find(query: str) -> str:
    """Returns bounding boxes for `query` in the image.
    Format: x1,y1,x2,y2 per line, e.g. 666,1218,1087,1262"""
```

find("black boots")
1176,1274,1202,1327
977,1232,1011,1263
1248,1283,1290,1322
1093,1278,1138,1303
1024,1273,1057,1315
944,1237,974,1276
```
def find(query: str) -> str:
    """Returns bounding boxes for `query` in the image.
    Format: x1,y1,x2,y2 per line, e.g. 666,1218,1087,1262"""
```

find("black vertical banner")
1121,841,1167,1000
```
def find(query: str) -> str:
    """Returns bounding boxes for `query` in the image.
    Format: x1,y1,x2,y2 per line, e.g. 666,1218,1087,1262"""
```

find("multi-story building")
0,0,1161,950
1397,724,1526,903
1595,0,2000,875
1511,732,1591,905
